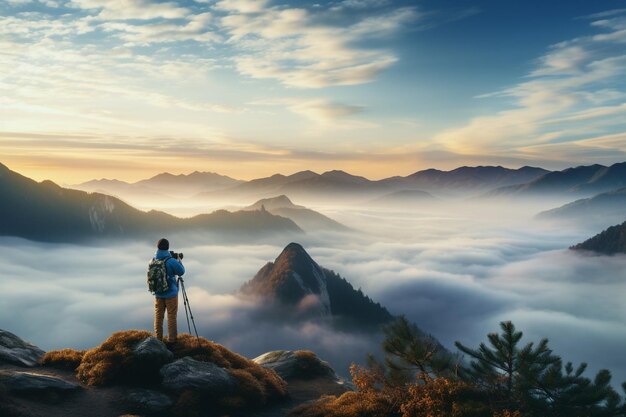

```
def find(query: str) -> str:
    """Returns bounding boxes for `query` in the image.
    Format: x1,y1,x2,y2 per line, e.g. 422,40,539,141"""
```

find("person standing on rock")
152,238,185,344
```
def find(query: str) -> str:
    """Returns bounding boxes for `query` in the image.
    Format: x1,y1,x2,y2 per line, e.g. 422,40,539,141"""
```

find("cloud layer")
1,200,624,384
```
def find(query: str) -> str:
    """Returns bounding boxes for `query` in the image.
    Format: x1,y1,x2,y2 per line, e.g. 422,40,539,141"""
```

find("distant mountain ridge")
240,243,395,330
489,162,626,197
205,166,550,200
571,221,626,255
73,165,553,203
400,165,549,191
0,163,301,242
537,187,626,227
243,195,348,231
74,171,243,199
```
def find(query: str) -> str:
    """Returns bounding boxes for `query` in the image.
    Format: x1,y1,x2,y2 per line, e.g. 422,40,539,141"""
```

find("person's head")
157,238,169,251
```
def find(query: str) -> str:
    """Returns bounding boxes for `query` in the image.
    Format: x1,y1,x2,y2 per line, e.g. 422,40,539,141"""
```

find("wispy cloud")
69,0,190,20
435,9,626,162
217,0,419,88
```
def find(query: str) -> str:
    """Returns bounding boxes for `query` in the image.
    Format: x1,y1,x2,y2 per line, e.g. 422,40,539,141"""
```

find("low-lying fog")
1,199,624,385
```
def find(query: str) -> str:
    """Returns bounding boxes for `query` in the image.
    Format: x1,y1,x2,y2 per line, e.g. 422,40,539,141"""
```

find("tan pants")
154,296,178,343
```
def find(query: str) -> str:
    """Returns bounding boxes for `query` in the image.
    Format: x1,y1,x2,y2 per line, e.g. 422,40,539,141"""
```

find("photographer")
153,238,185,344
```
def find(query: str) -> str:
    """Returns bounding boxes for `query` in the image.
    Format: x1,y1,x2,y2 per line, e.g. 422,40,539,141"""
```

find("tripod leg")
178,278,192,335
180,280,201,346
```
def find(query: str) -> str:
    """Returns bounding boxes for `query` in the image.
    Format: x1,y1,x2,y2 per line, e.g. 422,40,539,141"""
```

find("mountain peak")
246,195,297,211
273,243,321,281
277,242,311,262
320,170,370,184
287,170,319,181
241,243,331,316
240,243,395,329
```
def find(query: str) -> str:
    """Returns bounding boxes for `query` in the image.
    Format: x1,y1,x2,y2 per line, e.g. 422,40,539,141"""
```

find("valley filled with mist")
2,162,625,386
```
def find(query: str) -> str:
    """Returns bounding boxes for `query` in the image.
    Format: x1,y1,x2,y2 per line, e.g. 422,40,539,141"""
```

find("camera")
170,251,184,260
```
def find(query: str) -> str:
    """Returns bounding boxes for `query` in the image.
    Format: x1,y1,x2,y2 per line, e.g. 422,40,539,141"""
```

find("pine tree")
380,316,455,384
455,321,626,416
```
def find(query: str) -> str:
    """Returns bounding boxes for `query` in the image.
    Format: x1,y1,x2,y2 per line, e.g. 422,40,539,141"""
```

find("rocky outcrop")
0,370,80,393
160,357,236,393
1,329,347,417
0,329,45,367
132,336,173,368
254,350,338,382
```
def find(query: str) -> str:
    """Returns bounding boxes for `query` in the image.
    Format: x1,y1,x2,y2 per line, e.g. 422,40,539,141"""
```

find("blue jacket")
154,249,185,299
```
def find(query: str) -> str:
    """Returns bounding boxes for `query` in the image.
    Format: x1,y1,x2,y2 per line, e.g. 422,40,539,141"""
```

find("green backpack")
147,256,171,294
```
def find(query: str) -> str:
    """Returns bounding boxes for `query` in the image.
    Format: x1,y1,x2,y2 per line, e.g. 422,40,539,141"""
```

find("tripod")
177,276,201,346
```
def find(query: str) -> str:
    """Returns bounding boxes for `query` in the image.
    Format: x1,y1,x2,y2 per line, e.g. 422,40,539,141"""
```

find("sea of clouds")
1,199,624,384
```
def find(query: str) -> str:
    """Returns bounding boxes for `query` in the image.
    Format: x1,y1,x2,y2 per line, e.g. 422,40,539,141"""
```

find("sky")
2,0,626,183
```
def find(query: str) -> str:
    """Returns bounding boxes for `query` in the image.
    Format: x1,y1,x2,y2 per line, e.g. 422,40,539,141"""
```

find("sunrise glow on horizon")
2,0,626,184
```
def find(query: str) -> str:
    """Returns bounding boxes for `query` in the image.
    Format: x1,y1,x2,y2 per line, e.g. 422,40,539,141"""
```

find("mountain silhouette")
0,163,301,242
74,170,242,199
75,165,552,204
400,165,549,192
240,243,394,329
218,171,320,196
537,187,626,228
488,162,626,197
571,220,626,255
243,195,348,231
192,165,550,201
135,171,242,193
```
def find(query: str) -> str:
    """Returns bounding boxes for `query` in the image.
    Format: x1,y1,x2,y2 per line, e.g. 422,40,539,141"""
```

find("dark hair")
157,238,169,250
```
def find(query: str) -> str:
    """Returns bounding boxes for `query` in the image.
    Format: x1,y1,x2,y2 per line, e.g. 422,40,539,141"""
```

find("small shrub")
77,330,152,385
289,391,399,417
41,348,86,370
290,365,493,417
229,368,265,408
294,350,317,360
400,378,492,417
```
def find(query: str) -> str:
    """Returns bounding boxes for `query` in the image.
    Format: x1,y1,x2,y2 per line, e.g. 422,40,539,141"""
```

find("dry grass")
290,366,494,417
294,350,317,360
76,330,153,386
289,391,399,417
169,334,287,412
41,348,86,370
64,331,286,415
291,350,333,379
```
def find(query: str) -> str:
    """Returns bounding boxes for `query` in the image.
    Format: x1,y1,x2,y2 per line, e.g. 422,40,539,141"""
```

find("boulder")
0,329,45,367
253,350,338,381
126,388,173,414
132,337,173,368
160,357,236,394
0,370,80,392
